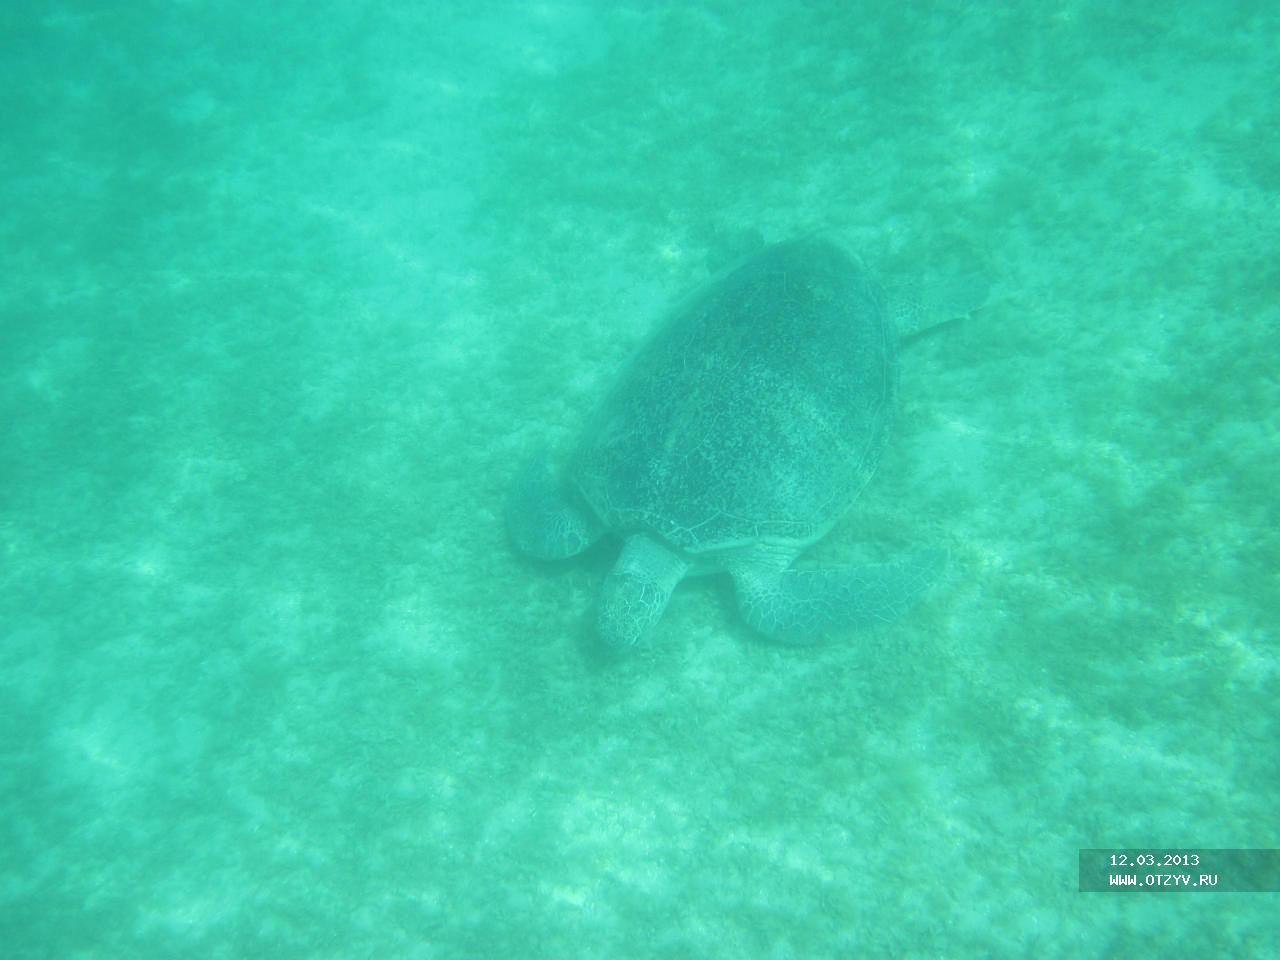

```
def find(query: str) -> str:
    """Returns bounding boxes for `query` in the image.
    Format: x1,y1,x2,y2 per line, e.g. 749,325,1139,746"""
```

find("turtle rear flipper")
730,549,948,644
888,237,992,345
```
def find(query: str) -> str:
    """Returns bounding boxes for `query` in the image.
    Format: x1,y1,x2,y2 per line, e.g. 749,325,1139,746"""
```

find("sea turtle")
507,236,974,652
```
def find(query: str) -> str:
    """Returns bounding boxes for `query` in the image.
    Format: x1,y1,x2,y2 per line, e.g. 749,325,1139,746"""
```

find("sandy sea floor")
2,2,1277,957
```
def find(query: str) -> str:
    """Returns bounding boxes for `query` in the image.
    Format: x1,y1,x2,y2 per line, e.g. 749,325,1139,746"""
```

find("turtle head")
598,535,688,653
506,455,602,560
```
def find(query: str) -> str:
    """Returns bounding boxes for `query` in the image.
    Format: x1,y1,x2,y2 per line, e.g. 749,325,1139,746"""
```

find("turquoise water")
2,2,1276,956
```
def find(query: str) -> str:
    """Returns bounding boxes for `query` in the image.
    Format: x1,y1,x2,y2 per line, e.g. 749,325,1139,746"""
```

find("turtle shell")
572,238,897,555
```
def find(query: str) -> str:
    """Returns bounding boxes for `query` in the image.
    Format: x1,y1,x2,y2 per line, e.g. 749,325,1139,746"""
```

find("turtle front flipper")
505,455,602,560
599,535,688,651
730,549,948,644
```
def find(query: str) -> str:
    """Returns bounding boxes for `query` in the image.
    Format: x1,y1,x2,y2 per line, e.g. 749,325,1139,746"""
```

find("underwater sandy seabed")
2,1,1277,957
